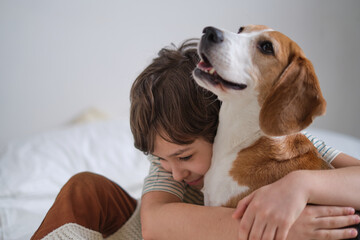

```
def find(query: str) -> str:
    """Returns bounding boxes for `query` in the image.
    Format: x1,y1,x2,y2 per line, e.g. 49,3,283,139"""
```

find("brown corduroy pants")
31,172,137,240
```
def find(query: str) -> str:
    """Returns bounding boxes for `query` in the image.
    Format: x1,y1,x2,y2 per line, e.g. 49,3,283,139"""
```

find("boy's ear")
259,56,326,136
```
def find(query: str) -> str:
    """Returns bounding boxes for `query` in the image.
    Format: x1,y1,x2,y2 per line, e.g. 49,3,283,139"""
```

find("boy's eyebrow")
168,147,191,158
152,147,192,160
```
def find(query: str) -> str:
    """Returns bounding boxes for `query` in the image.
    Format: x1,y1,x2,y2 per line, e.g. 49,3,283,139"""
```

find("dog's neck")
213,95,263,160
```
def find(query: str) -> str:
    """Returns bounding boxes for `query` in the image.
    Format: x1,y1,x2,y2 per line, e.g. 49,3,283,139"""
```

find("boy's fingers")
314,228,358,240
313,206,355,217
274,225,290,240
317,214,360,229
238,209,255,240
261,223,276,240
248,216,266,240
232,193,253,219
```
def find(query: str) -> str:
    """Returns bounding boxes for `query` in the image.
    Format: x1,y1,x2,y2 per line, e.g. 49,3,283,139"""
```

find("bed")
0,118,359,240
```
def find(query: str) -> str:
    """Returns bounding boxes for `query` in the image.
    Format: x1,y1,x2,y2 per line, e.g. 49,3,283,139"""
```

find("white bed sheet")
0,119,149,240
0,121,359,240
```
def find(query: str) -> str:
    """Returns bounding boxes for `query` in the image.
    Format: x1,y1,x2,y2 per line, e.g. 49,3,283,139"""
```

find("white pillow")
0,119,149,199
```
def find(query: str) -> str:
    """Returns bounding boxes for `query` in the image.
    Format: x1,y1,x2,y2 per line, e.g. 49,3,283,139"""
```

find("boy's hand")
287,205,359,240
232,171,308,240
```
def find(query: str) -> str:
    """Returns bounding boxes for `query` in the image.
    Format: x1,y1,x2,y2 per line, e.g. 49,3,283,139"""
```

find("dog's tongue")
198,61,216,75
198,61,212,71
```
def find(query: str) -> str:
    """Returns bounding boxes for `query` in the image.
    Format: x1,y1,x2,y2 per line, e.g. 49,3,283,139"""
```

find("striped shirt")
142,133,341,205
302,131,340,162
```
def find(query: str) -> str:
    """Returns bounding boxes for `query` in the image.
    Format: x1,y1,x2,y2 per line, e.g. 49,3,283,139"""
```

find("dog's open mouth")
194,54,247,90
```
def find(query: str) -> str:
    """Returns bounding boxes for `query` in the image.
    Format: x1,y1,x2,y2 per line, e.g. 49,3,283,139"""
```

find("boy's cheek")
160,161,172,173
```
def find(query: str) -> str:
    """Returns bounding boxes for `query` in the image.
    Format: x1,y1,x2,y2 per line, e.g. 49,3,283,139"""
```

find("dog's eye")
259,41,274,55
238,27,245,34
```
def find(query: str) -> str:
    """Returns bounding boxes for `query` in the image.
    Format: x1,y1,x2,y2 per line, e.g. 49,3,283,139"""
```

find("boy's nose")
172,167,190,182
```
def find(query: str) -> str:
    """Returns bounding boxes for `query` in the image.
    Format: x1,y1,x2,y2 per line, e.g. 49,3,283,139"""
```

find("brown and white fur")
193,25,330,208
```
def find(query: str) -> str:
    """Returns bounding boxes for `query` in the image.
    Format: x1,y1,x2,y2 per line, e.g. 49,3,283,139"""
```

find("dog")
193,24,360,238
193,24,331,207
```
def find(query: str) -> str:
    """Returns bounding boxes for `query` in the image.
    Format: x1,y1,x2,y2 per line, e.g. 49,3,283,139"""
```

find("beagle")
193,25,330,207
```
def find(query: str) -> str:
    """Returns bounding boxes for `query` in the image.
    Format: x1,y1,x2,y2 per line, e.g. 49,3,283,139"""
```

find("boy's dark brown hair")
130,39,220,154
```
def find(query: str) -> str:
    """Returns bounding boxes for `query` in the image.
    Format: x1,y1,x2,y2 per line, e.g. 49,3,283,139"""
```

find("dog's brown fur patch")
225,134,330,208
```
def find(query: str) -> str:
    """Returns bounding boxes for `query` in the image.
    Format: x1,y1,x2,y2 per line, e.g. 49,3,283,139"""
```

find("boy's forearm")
297,166,360,209
143,202,238,240
141,192,238,240
331,152,360,168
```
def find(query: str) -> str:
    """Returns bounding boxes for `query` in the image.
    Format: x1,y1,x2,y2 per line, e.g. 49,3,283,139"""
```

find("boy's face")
152,134,213,189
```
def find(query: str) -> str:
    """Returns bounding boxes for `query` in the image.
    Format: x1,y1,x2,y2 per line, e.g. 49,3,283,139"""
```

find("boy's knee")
67,171,98,184
64,172,106,194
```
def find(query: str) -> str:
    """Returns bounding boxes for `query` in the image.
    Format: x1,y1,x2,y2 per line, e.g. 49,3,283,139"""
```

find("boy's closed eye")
179,155,193,161
156,154,193,162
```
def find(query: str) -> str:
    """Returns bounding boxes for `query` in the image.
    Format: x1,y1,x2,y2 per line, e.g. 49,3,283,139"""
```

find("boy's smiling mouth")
185,176,204,186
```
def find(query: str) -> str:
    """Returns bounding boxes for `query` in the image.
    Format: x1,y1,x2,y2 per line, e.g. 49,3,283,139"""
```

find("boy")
31,39,360,240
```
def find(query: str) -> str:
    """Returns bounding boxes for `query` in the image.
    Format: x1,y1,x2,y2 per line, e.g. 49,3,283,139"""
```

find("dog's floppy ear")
259,56,326,136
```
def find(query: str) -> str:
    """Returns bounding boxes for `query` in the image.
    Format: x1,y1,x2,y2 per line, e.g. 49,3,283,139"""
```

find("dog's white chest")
202,99,262,207
202,150,249,206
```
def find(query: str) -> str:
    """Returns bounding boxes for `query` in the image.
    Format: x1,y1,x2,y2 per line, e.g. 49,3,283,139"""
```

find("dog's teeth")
209,68,216,75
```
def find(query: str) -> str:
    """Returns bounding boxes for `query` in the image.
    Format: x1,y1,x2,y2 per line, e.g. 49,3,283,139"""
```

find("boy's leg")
31,172,137,240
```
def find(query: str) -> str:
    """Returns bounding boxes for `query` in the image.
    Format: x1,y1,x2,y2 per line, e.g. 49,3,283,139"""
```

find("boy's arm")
304,166,360,209
303,133,360,207
331,152,360,168
141,191,238,240
141,190,358,240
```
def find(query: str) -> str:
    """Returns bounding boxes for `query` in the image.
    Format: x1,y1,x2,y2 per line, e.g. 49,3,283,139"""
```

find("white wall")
1,0,360,145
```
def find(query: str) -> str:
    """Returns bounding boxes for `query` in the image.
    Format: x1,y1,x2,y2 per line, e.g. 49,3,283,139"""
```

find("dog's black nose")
202,26,224,43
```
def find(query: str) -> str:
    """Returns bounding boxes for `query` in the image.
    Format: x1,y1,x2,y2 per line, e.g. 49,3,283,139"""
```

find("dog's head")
193,25,326,136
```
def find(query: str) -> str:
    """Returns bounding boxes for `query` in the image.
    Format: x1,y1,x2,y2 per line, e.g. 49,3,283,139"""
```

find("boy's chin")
190,184,203,190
